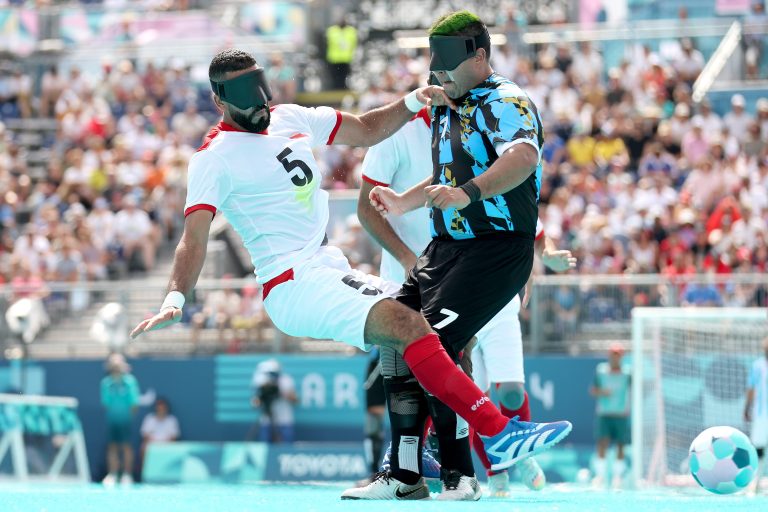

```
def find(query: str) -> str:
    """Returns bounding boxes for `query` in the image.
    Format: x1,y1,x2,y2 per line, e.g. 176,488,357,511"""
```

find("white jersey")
185,104,342,283
361,110,433,282
362,107,544,284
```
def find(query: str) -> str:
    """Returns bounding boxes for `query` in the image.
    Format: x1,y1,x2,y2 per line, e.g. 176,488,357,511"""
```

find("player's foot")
481,415,572,472
102,473,117,486
341,471,430,500
518,457,546,490
487,471,510,497
380,442,442,479
120,473,134,485
611,475,623,490
435,469,481,501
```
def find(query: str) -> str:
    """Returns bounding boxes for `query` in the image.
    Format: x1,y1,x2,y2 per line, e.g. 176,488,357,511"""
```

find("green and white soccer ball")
689,426,759,494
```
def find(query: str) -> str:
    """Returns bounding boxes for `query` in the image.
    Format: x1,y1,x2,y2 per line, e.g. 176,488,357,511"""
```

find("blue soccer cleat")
380,442,441,479
481,416,572,472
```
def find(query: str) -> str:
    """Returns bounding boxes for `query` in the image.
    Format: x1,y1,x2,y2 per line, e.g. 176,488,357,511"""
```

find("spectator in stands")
250,359,297,443
101,353,140,486
140,397,180,473
265,53,297,105
190,275,242,352
170,102,209,147
114,195,155,271
231,282,271,347
724,94,753,142
673,38,704,86
325,17,357,90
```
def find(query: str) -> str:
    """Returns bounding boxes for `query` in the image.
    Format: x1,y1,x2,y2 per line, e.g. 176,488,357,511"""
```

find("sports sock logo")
471,396,490,411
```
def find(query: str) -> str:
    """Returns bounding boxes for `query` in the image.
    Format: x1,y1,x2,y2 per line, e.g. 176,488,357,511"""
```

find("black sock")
426,393,475,478
384,376,429,485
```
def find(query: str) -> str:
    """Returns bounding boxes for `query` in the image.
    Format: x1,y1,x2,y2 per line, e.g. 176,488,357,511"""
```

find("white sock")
594,457,607,479
398,436,420,474
613,458,626,478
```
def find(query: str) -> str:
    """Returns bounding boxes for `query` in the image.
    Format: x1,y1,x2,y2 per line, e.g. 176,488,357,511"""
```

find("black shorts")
395,233,534,360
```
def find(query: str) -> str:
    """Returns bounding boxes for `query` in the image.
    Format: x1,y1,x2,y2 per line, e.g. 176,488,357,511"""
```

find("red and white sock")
402,333,508,437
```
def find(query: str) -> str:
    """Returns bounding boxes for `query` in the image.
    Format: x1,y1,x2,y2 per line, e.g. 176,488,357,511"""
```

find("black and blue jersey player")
342,10,570,501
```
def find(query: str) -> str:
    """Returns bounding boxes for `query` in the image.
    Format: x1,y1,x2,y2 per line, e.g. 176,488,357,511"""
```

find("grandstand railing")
1,273,766,359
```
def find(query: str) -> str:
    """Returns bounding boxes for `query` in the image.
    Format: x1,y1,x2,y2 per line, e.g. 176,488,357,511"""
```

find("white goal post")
0,393,90,482
631,308,768,488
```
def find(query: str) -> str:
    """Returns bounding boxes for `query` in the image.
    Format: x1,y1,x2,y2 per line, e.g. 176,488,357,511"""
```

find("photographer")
250,359,297,443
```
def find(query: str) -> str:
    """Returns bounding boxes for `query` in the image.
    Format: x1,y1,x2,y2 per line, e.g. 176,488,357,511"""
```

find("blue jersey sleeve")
480,87,542,158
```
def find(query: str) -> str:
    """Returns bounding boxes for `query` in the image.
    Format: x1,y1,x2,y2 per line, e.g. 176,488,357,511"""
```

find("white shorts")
751,418,768,449
471,295,524,391
263,246,399,350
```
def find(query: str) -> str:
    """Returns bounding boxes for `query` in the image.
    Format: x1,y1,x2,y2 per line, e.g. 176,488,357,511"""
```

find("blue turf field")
1,482,766,512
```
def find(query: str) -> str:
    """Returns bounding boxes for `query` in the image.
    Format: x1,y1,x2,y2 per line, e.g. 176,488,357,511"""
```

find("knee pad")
497,382,525,410
380,345,413,378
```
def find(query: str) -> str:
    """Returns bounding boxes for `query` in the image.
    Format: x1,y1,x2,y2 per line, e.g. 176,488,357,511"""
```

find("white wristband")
161,291,185,311
404,90,426,113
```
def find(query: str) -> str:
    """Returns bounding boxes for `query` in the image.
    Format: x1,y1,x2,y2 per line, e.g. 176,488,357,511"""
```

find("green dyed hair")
429,10,491,60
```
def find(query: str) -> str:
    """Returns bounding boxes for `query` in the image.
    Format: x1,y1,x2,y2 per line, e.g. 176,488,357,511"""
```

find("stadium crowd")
1,28,767,348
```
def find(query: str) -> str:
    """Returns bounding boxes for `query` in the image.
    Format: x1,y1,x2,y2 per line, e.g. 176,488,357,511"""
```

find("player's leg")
611,417,629,488
264,246,568,470
342,346,432,500
593,418,611,487
750,419,768,493
414,238,570,471
104,438,120,485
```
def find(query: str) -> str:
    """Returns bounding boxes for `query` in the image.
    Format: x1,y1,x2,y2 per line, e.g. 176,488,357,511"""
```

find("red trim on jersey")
535,229,545,241
198,121,269,151
197,125,222,152
262,268,294,300
412,107,431,128
290,133,308,139
326,110,343,145
362,175,390,187
184,204,216,217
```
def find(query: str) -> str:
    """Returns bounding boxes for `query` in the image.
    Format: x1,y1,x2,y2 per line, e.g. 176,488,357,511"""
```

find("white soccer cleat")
518,457,546,490
436,469,482,501
102,473,117,487
340,471,430,500
487,471,510,497
120,473,134,485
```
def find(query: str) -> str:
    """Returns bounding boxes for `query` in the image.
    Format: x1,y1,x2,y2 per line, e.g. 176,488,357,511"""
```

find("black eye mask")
210,68,273,110
429,30,490,72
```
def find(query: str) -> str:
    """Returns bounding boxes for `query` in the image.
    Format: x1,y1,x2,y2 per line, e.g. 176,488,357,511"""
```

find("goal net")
631,308,768,488
0,393,90,482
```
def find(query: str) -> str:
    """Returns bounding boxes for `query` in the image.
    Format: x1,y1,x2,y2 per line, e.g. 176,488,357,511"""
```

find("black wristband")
459,180,482,203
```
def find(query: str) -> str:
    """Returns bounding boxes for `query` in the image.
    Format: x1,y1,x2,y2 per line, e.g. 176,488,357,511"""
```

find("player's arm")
333,87,454,147
426,143,539,209
522,234,577,308
130,210,212,338
358,180,418,271
369,175,432,217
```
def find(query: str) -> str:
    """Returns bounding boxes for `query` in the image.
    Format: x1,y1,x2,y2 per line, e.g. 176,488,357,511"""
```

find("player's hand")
130,307,182,339
425,185,470,210
369,186,407,216
414,85,457,111
522,274,534,309
542,249,577,273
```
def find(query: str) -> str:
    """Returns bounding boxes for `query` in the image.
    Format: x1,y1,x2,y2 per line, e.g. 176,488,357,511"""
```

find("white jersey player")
357,108,576,497
745,337,768,493
129,49,573,501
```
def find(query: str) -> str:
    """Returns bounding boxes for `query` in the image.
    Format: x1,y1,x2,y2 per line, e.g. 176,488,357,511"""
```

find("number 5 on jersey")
277,147,313,186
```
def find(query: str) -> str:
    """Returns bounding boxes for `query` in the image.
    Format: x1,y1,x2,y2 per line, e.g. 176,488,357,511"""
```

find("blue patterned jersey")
430,73,543,239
